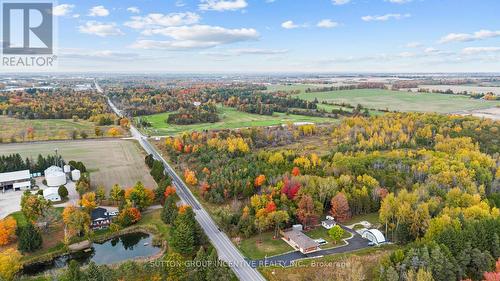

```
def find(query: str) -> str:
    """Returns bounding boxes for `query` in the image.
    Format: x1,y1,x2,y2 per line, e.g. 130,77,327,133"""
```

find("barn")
0,170,31,192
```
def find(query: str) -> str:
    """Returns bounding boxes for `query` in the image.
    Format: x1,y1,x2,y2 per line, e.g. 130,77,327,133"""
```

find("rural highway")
97,81,266,281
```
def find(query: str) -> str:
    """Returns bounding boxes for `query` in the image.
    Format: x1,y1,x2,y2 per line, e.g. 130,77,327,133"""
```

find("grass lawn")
6,209,66,263
343,212,380,226
137,209,170,241
0,116,125,143
259,245,398,281
296,89,500,113
0,139,156,191
136,105,338,136
305,227,350,249
238,231,292,260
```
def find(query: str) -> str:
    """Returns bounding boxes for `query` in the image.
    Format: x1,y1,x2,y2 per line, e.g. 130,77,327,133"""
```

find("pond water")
23,232,161,276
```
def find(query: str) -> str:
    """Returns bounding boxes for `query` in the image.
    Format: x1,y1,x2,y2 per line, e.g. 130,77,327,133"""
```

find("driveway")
0,190,23,219
249,225,370,268
1,179,81,219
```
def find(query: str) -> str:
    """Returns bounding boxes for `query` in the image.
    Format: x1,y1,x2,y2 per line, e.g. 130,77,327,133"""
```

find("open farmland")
418,84,500,95
0,116,126,143
296,89,500,113
265,83,336,93
0,139,156,191
137,105,337,136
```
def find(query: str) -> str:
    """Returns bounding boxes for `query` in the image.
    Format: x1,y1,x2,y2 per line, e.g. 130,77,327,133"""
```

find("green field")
265,83,330,93
0,139,156,191
238,231,292,260
137,106,337,136
296,89,500,113
0,116,124,143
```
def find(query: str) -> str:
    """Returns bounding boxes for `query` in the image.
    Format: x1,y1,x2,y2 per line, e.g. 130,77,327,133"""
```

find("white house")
43,187,61,202
362,229,386,245
0,170,31,192
321,215,336,229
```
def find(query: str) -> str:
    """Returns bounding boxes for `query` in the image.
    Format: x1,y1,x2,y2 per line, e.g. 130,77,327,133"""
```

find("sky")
44,0,500,72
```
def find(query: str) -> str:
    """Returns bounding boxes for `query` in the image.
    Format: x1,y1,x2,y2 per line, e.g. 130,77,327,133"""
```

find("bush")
16,223,42,252
58,185,69,199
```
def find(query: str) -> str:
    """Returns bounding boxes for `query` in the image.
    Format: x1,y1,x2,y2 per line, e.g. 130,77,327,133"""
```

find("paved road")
251,226,370,267
99,81,266,281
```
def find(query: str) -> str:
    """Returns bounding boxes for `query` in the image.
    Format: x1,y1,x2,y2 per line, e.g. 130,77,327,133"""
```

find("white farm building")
44,166,66,187
362,229,386,245
43,187,61,202
0,170,31,192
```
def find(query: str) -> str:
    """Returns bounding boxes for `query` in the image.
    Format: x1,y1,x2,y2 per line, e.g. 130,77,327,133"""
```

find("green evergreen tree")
164,252,187,281
85,262,104,281
161,196,178,224
189,246,207,281
16,223,42,252
170,213,195,255
58,260,83,281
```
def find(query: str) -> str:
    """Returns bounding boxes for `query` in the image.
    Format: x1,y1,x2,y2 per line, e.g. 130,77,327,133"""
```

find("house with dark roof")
91,207,111,230
282,229,320,254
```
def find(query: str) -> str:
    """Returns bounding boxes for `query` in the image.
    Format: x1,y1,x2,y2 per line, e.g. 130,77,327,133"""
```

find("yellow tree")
62,205,91,240
80,192,97,213
0,248,22,281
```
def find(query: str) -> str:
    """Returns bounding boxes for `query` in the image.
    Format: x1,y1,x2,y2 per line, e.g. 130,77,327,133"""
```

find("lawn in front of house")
237,231,292,260
305,226,351,249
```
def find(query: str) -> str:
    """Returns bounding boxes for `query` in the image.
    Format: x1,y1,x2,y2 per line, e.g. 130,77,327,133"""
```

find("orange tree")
0,217,17,246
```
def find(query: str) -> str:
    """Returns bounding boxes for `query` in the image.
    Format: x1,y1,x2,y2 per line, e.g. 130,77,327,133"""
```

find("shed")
362,229,386,245
43,187,61,202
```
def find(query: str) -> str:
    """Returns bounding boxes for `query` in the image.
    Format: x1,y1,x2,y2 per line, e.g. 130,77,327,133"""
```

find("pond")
23,232,161,276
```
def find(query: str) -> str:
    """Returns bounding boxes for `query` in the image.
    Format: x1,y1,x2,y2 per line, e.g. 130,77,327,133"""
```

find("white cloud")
439,29,500,43
398,51,416,58
424,47,439,54
53,4,75,16
405,42,422,48
131,25,259,49
317,19,338,28
462,47,500,55
362,13,411,22
199,0,248,11
125,13,201,29
127,7,140,14
332,0,350,5
88,5,109,17
79,21,124,37
281,20,299,29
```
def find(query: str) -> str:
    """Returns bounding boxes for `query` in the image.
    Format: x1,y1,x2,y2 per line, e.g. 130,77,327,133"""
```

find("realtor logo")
2,2,53,55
